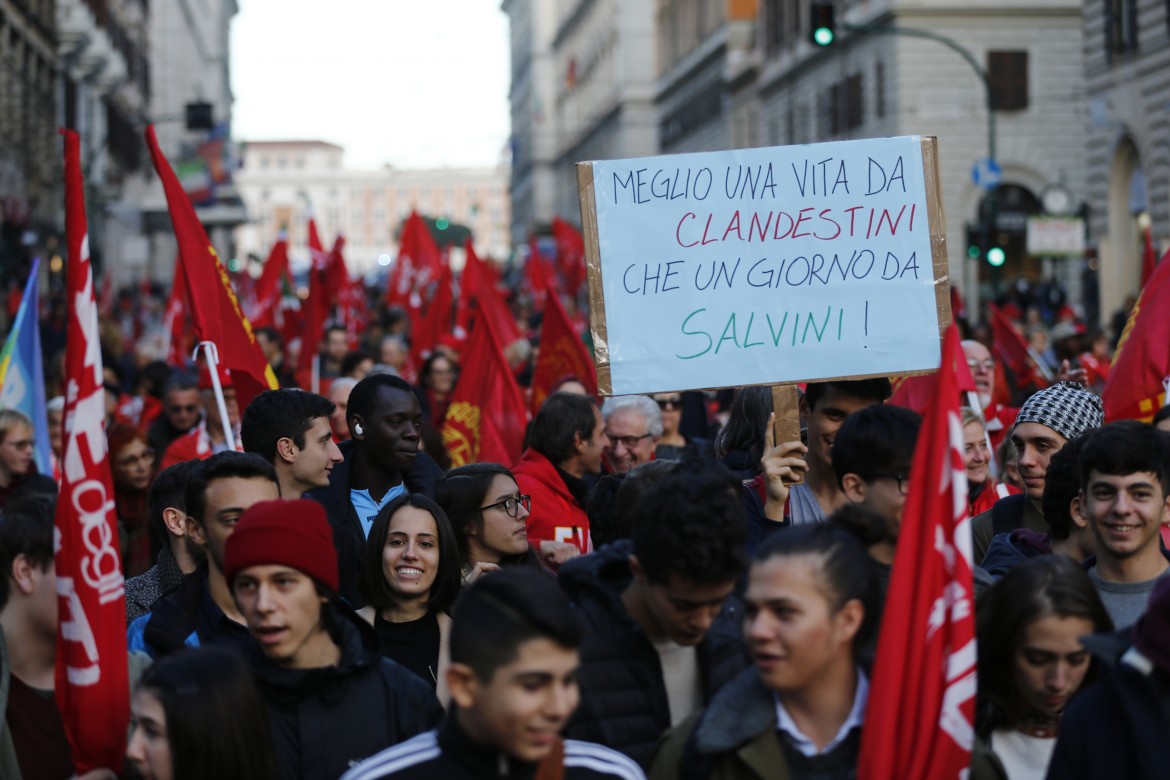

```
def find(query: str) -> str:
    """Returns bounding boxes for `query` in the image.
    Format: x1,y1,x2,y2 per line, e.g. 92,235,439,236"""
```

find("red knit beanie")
224,499,338,593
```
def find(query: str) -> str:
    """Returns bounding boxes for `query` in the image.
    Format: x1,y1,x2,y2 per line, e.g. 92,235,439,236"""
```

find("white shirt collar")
774,669,869,757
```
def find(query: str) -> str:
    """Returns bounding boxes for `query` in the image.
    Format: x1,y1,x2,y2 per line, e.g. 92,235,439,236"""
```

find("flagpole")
194,341,238,451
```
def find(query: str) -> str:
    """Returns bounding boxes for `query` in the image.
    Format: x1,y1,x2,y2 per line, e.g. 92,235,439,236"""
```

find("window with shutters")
987,51,1028,112
1106,0,1139,58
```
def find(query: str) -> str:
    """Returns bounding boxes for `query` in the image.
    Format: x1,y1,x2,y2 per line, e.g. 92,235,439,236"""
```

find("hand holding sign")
760,412,809,522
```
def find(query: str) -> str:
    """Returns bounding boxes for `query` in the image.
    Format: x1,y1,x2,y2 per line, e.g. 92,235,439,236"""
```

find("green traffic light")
987,247,1006,267
435,217,450,230
813,27,834,46
967,245,981,259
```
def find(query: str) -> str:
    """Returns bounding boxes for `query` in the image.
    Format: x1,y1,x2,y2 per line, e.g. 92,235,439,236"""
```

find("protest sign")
577,136,950,395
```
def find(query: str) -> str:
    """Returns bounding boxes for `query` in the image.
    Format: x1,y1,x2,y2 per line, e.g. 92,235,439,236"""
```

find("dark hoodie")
558,541,749,768
250,601,443,780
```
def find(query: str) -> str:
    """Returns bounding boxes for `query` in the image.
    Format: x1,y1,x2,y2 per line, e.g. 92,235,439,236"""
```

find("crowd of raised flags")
0,124,1168,780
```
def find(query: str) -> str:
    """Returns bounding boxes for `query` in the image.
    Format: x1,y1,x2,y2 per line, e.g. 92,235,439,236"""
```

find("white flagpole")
193,341,238,451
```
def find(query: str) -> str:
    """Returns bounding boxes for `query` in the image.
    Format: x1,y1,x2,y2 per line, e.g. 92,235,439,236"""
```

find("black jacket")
1046,632,1168,780
558,541,750,768
125,561,254,658
305,440,443,606
339,715,647,780
251,601,443,780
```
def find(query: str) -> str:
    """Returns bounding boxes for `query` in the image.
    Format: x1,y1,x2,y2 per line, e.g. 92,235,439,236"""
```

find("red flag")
456,238,486,335
458,240,518,344
163,265,190,367
987,302,1047,389
440,312,528,467
388,211,443,308
251,233,290,326
860,324,976,780
888,347,977,415
56,128,130,774
144,126,278,407
551,217,587,299
1141,225,1157,289
530,278,597,413
1102,247,1170,421
412,259,455,367
526,236,551,311
297,216,331,379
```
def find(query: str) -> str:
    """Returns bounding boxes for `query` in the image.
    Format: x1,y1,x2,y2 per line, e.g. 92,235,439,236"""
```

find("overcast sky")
231,0,511,170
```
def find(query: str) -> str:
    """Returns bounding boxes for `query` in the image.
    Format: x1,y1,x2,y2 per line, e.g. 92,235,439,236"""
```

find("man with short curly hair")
558,462,750,768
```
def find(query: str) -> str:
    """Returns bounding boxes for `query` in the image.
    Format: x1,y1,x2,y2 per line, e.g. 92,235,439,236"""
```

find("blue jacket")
126,562,253,658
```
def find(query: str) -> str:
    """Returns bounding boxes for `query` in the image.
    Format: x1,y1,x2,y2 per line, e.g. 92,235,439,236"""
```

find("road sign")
971,158,1001,190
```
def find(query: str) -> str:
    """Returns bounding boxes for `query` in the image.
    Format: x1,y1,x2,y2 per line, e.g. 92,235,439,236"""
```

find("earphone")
354,423,364,436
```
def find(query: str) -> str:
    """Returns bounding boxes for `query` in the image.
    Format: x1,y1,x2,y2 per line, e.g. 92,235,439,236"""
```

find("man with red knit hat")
226,498,441,779
160,362,241,468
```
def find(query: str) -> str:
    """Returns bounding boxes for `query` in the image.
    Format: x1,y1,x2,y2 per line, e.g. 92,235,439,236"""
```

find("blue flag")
0,257,52,474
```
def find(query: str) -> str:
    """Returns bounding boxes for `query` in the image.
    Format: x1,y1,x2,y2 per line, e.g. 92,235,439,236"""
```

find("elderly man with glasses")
600,395,662,475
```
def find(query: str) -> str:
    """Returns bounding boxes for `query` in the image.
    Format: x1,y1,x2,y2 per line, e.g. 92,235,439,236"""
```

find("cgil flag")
0,256,53,473
55,128,130,774
1102,247,1170,421
859,323,977,780
145,125,278,408
440,311,528,468
530,276,597,413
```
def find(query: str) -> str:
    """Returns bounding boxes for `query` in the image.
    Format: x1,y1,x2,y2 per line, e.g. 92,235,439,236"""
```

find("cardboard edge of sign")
575,136,952,401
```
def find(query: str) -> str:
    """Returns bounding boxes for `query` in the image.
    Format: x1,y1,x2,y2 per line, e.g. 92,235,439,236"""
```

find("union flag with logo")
441,311,527,467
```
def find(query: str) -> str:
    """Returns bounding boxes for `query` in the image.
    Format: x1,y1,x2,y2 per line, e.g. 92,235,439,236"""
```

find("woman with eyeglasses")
962,407,1020,517
108,422,157,577
435,462,546,584
357,494,463,699
0,409,55,510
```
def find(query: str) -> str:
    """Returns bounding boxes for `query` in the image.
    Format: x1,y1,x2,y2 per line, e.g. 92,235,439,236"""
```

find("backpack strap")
991,493,1028,536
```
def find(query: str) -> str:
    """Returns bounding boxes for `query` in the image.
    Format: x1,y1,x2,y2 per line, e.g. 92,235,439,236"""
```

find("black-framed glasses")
479,494,532,518
655,396,682,410
606,432,653,449
868,472,911,496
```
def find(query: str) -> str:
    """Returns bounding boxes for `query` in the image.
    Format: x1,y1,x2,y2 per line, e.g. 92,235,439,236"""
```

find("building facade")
234,140,510,276
1082,0,1170,325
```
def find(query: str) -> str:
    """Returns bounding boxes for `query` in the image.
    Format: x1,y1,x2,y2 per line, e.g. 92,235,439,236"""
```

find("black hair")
976,556,1112,735
526,392,598,464
449,568,582,681
713,386,772,463
831,405,922,487
184,452,279,529
420,352,457,385
162,372,199,397
240,389,335,462
630,461,746,586
138,360,174,400
0,494,56,610
324,323,348,340
346,373,416,427
1042,433,1090,541
359,493,462,615
1079,420,1170,495
147,460,202,551
804,377,892,412
436,463,541,571
754,520,882,653
585,473,626,548
1152,406,1170,428
610,460,679,544
136,648,278,780
827,503,896,549
340,350,372,378
255,326,283,347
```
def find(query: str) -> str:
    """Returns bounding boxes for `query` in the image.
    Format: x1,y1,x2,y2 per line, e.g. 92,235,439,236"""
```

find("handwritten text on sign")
589,136,943,395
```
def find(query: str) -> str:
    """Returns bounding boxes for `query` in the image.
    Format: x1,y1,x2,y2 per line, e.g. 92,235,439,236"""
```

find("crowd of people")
1,276,1169,780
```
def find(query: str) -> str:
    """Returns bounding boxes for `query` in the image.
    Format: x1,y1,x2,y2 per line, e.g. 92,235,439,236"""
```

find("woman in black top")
357,494,462,702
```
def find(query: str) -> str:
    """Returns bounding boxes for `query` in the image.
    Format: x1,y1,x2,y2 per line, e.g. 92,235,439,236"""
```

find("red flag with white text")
145,125,279,408
55,128,130,774
859,324,977,780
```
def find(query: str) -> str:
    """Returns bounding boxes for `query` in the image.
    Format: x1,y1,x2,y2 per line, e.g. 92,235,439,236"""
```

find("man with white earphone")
305,373,445,607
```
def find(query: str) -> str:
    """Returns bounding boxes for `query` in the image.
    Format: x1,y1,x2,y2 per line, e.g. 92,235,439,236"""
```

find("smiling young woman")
358,494,462,697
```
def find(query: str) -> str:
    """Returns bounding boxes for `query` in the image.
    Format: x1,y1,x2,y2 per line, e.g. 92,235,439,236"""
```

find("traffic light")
986,246,1006,267
810,2,836,46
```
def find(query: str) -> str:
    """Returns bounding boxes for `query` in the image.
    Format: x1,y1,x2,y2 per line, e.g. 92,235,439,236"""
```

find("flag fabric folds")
1102,247,1170,421
987,302,1046,389
551,217,587,299
55,128,130,775
250,233,291,327
412,259,455,367
859,324,977,780
0,256,52,472
887,350,976,415
145,125,278,408
530,278,597,413
440,312,528,468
